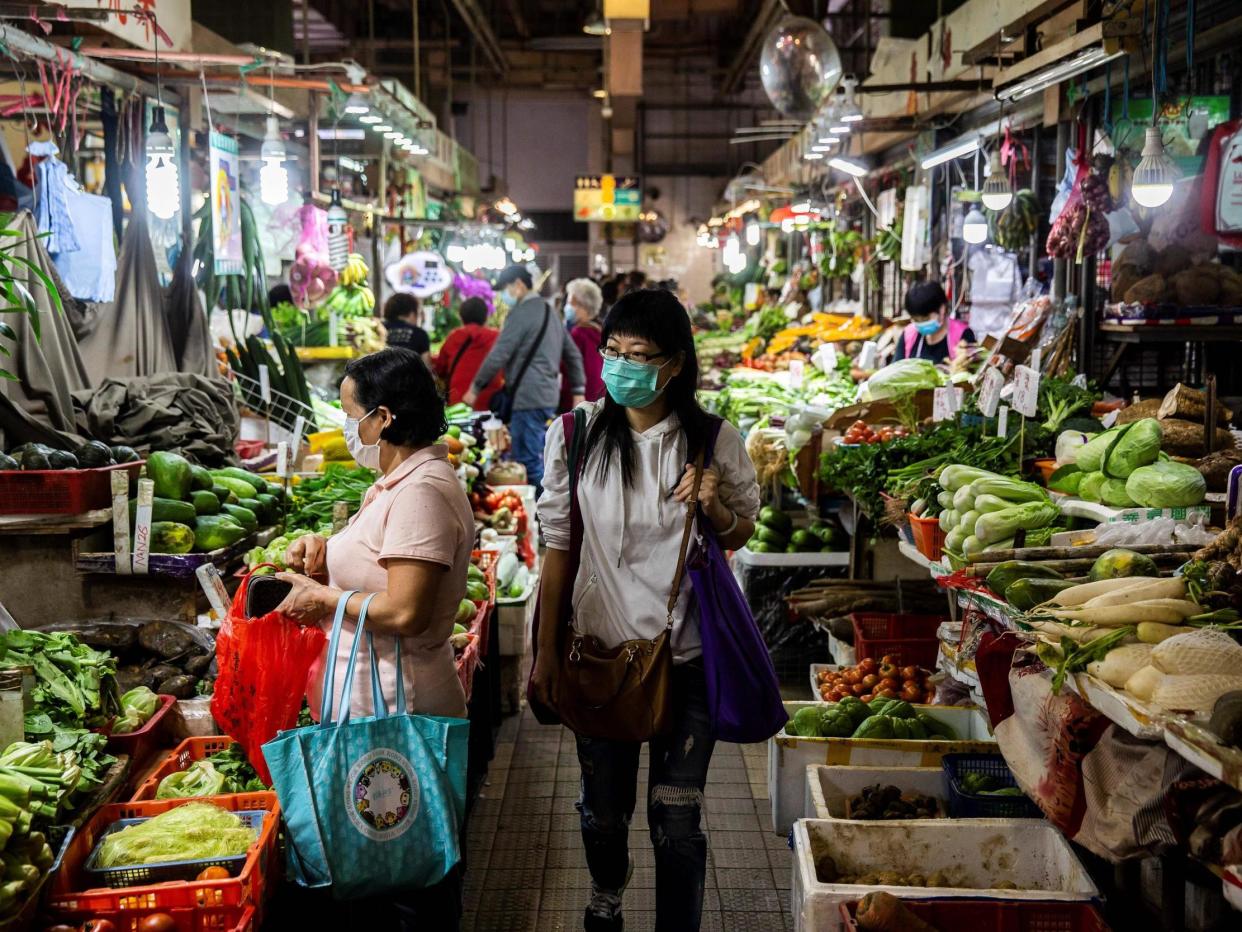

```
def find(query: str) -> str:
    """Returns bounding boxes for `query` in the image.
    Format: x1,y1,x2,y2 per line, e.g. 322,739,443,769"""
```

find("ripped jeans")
574,660,716,931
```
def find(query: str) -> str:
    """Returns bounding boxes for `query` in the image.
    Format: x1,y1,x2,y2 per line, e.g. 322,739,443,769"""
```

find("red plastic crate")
99,693,178,777
48,793,280,920
849,612,945,669
456,600,490,701
0,460,143,515
908,512,947,561
839,898,1110,931
472,547,500,604
41,903,255,932
130,736,243,802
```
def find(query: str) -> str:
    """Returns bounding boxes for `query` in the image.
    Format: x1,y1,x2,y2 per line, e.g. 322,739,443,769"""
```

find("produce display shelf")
75,533,258,579
1162,719,1242,795
954,589,1022,630
0,507,113,535
896,539,951,576
733,546,850,568
1064,673,1167,741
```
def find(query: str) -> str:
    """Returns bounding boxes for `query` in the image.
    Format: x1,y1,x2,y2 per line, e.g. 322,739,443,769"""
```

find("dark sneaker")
583,856,633,932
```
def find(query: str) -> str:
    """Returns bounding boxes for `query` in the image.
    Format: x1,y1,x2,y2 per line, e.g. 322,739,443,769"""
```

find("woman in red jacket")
434,297,503,409
559,278,605,411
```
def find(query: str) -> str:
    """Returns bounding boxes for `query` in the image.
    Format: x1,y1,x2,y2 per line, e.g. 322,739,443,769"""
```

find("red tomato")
843,670,862,686
878,662,896,679
900,666,919,681
859,693,873,702
878,677,899,692
880,655,898,666
900,685,922,702
858,657,878,674
861,674,878,689
83,923,118,932
852,683,869,696
876,687,898,700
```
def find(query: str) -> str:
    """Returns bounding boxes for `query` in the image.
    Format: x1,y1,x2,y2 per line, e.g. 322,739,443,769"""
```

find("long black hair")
582,289,709,487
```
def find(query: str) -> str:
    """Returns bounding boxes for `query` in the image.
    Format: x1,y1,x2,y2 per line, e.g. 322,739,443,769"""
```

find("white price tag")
997,405,1010,438
1101,408,1120,428
978,368,1004,418
276,441,289,478
812,343,839,374
788,359,805,389
858,341,878,371
110,469,131,577
132,477,154,575
195,564,231,625
932,387,955,422
292,414,306,451
1029,347,1042,371
1012,364,1040,418
258,365,271,404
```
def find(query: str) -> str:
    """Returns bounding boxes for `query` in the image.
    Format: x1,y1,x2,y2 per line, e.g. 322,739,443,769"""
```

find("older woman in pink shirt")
275,346,472,927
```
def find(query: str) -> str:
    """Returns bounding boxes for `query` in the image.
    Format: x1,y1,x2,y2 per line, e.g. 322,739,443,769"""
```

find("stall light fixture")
145,105,179,221
343,92,370,115
838,77,863,123
791,200,812,213
359,114,383,125
259,115,288,206
745,221,761,246
829,157,868,177
803,150,825,162
995,45,1126,102
962,205,989,244
583,7,610,36
1131,126,1177,208
383,130,402,139
980,150,1013,211
919,136,979,170
371,123,392,133
318,128,366,140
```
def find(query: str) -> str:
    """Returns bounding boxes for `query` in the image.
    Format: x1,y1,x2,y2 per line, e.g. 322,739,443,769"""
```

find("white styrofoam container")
768,701,995,835
790,818,1100,932
826,632,855,667
497,585,537,656
1066,672,1167,740
733,546,850,568
804,764,946,820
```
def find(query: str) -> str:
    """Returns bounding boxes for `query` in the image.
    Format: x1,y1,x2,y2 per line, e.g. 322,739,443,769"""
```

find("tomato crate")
99,694,178,777
45,901,256,932
131,736,240,802
849,612,944,669
908,512,946,561
838,898,1110,931
942,753,1043,819
48,793,280,918
0,461,143,516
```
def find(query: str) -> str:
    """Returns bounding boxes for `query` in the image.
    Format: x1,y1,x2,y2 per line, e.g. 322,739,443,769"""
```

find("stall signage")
132,478,154,575
932,387,963,422
978,368,1004,418
574,175,642,222
1012,365,1040,418
210,132,243,276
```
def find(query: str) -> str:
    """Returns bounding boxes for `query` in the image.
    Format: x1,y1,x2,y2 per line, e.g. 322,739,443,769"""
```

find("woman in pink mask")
895,281,974,364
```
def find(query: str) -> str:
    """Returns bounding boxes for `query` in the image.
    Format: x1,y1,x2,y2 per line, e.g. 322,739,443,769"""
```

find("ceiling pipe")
446,0,508,77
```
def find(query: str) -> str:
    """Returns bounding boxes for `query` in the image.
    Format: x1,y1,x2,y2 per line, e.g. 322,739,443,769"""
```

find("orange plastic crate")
908,512,947,561
48,793,280,920
43,903,257,932
130,736,244,802
472,547,500,604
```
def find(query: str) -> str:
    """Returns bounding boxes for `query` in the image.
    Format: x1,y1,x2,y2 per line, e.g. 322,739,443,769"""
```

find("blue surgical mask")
915,318,941,337
564,304,576,325
602,356,671,409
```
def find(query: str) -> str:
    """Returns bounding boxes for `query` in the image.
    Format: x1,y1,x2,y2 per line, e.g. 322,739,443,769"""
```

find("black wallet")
245,575,293,618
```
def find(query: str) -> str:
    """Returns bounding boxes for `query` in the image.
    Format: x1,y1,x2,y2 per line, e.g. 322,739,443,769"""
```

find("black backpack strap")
446,335,472,384
506,305,551,402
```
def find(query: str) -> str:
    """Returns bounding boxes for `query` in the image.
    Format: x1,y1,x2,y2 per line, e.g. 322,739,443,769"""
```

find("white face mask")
343,408,383,469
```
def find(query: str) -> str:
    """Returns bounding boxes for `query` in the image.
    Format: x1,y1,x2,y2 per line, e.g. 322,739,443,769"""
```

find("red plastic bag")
211,566,327,783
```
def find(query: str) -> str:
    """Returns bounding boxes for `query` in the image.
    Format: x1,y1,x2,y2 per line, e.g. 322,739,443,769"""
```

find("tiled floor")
463,705,794,932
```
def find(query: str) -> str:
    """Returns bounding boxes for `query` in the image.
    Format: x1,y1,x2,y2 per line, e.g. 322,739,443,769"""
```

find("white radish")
1136,622,1187,644
1079,577,1187,609
1087,643,1154,688
1026,621,1110,643
1042,601,1190,627
1125,665,1163,701
1046,576,1164,608
1118,598,1202,619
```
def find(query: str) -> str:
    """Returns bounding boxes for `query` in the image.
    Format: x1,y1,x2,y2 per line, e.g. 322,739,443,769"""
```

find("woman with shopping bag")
266,346,473,927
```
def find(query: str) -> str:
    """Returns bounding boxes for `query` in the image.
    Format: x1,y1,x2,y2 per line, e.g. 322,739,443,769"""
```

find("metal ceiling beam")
447,0,509,77
721,0,784,95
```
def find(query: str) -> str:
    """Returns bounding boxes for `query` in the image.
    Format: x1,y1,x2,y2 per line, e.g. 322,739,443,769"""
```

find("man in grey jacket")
465,265,585,491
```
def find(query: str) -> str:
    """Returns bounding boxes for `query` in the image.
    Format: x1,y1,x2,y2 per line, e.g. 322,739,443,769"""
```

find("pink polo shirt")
309,444,472,721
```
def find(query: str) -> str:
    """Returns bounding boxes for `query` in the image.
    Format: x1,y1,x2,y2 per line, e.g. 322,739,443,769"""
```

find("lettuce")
861,359,944,402
1103,418,1162,478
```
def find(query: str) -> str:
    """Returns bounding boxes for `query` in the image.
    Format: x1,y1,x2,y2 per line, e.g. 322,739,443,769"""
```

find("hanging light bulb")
980,150,1013,211
145,105,179,221
745,221,761,247
582,5,610,36
1132,126,1177,208
327,188,349,272
258,115,288,206
962,206,989,244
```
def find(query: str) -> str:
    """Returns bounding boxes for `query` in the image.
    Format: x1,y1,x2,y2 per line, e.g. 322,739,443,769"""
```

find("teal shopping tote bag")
263,591,469,899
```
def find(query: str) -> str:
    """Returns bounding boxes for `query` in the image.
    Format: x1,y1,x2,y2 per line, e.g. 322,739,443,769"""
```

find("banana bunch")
338,253,370,288
323,282,376,319
989,188,1041,252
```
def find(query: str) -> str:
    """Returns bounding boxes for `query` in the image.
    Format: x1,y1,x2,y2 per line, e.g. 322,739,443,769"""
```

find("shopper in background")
600,276,620,315
465,264,585,491
559,278,605,411
532,289,760,932
383,293,432,366
626,269,648,294
893,280,974,364
276,346,470,929
434,297,502,410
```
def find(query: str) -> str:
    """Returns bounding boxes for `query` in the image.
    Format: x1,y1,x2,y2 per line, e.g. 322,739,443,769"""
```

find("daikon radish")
1124,665,1163,701
1151,628,1242,676
1026,621,1110,643
1136,622,1187,644
1150,674,1242,714
1118,598,1203,619
1080,577,1187,609
1088,643,1155,688
1043,601,1192,627
1047,576,1164,607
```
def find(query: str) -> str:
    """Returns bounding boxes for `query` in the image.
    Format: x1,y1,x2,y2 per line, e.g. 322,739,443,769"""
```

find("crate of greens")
941,754,1043,819
131,738,269,802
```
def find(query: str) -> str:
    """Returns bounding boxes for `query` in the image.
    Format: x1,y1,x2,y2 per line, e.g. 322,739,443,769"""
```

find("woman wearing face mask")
274,347,472,927
559,277,606,412
894,280,974,364
532,289,760,932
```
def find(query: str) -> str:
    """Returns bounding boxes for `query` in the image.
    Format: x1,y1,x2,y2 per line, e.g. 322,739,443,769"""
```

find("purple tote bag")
688,419,787,744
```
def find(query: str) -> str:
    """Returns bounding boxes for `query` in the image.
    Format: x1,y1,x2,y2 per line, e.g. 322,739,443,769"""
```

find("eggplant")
184,653,213,676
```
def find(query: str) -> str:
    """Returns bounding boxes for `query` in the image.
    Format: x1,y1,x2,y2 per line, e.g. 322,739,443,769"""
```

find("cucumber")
211,475,260,501
985,560,1064,596
211,467,267,495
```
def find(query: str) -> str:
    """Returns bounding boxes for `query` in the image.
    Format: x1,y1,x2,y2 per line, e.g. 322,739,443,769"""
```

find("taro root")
138,620,196,660
184,653,214,676
1154,244,1192,277
1124,273,1169,305
1171,266,1221,307
1112,264,1145,303
72,625,138,655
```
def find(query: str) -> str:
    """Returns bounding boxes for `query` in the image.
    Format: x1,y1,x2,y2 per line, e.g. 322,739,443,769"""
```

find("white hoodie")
538,401,760,662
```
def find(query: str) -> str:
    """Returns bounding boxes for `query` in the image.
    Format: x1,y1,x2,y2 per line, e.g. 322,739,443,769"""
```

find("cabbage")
1078,471,1107,502
1103,417,1162,478
1124,460,1207,508
98,802,257,866
1100,477,1137,507
156,760,227,799
113,686,160,734
861,359,944,401
1047,464,1083,494
1075,425,1127,473
1055,430,1093,465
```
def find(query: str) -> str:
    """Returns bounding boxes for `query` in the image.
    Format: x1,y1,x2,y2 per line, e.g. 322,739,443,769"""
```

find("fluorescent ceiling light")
920,136,979,170
791,200,812,212
995,46,1127,102
383,130,402,138
371,124,392,132
829,121,850,135
343,92,370,115
802,151,823,161
359,114,382,125
317,128,365,140
1131,126,1177,208
829,157,868,177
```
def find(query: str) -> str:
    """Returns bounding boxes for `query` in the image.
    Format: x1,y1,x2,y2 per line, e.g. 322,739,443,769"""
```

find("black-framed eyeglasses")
599,347,668,365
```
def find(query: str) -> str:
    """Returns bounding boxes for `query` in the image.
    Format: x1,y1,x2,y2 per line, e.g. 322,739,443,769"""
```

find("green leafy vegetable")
156,760,228,799
98,802,257,867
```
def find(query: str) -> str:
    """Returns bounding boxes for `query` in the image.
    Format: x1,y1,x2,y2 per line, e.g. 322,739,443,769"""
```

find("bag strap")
665,445,707,630
319,589,359,725
367,632,408,717
446,335,472,386
335,593,380,728
505,305,551,403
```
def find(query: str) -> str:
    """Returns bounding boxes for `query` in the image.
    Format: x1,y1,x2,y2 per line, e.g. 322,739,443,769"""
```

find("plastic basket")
0,461,143,516
99,694,178,774
849,613,944,668
130,736,244,802
908,512,946,561
49,793,279,917
46,901,255,932
471,548,500,604
84,810,266,888
941,753,1044,819
839,897,1110,931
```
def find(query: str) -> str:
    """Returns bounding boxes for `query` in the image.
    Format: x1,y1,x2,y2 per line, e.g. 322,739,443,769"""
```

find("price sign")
997,404,1010,439
788,358,805,389
132,478,154,575
195,564,231,626
110,470,131,577
292,414,306,451
858,341,878,371
258,365,271,405
812,343,838,374
978,367,1005,418
1012,364,1040,418
932,387,954,422
276,441,289,478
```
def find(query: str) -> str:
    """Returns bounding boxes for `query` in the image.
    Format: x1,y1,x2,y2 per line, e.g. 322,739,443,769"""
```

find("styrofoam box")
789,818,1100,932
497,587,537,656
826,632,855,667
769,701,995,836
804,765,946,821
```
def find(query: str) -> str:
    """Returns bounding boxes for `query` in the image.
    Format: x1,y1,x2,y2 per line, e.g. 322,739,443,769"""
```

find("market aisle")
464,704,794,932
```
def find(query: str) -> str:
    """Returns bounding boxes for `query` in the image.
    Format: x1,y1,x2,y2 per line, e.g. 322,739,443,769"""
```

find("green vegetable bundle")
0,630,116,728
156,760,227,800
98,802,257,868
112,687,159,735
784,699,956,741
288,463,376,531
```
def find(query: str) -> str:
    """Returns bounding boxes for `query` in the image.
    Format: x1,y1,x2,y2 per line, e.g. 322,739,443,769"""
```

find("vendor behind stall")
894,281,974,364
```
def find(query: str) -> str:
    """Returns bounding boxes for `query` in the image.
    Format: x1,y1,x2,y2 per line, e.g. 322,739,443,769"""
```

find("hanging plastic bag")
212,565,327,784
